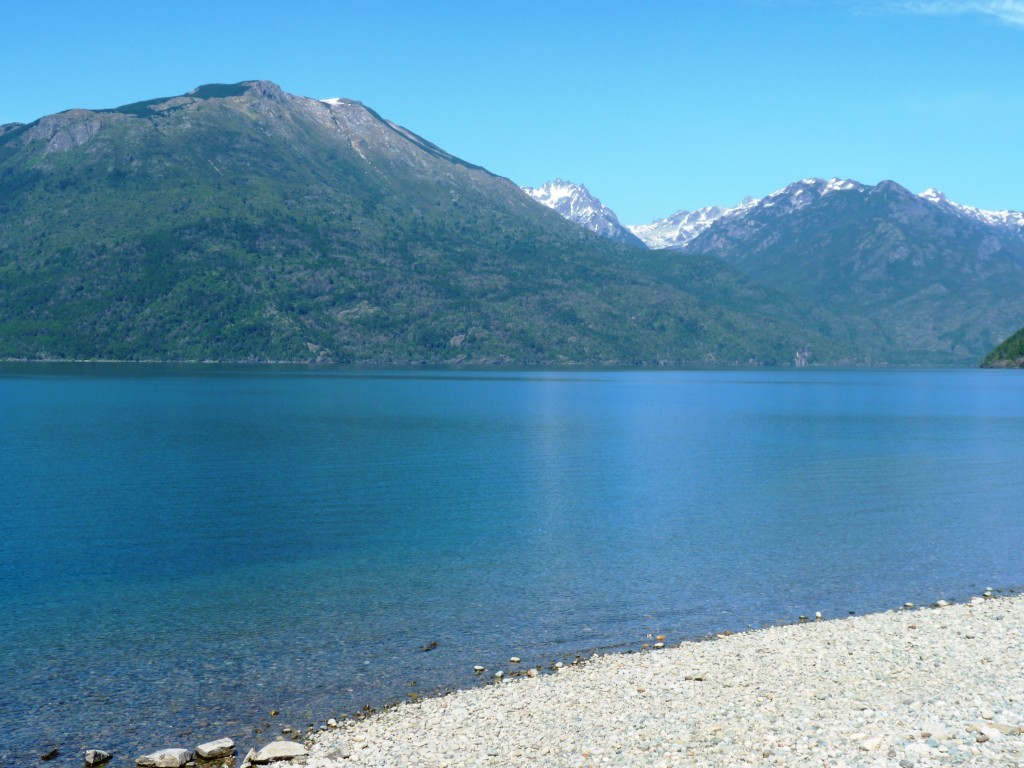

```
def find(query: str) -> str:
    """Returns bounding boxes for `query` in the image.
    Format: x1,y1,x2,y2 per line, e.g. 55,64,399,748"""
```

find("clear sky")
2,0,1022,223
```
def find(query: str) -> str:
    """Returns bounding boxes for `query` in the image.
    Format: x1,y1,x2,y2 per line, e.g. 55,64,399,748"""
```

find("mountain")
0,81,857,366
981,327,1024,368
645,178,1024,365
522,180,646,247
918,188,1024,231
627,197,757,249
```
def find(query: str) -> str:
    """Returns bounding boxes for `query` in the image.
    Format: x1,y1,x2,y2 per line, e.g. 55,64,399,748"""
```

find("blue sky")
2,0,1022,223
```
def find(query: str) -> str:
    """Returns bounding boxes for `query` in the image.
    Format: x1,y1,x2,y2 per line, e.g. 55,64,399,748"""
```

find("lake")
2,365,1023,766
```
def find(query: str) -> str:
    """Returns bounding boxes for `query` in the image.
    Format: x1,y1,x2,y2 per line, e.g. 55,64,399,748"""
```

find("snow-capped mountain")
917,188,1024,230
627,198,757,249
629,178,871,250
525,175,1024,256
628,178,1024,252
523,179,646,247
670,177,1024,365
524,172,1024,363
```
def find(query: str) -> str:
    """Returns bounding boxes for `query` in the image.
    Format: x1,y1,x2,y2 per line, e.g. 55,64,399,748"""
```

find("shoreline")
23,591,1022,766
306,592,1024,767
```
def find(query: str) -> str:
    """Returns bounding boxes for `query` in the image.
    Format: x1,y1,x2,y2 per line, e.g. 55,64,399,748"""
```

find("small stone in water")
85,749,113,767
510,657,521,663
41,748,59,761
473,665,485,673
327,718,338,727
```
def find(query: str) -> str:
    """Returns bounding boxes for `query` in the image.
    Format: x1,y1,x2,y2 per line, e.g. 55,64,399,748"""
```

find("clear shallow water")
2,365,1023,766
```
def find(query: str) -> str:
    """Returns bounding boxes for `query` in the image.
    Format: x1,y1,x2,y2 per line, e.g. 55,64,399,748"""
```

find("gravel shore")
307,594,1023,767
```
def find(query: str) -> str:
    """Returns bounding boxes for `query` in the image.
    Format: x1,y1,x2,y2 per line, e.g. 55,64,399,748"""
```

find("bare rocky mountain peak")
237,80,286,100
22,111,105,154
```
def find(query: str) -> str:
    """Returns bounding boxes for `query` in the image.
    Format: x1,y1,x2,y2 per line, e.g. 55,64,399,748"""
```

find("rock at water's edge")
85,749,113,766
252,740,309,763
136,748,193,767
196,738,236,760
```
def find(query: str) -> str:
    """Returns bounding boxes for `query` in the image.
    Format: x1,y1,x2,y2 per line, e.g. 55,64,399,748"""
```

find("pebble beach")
305,594,1024,768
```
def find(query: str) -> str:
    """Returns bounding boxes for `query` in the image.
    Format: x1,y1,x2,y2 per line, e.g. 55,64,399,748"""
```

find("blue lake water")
2,365,1023,766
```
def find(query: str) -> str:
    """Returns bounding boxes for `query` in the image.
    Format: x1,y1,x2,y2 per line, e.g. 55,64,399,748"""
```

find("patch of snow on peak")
756,178,863,212
919,188,948,204
526,179,579,206
824,178,860,194
320,98,344,106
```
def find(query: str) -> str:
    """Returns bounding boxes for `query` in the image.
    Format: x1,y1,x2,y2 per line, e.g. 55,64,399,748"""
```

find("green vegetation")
981,326,1024,368
0,81,861,365
189,83,253,100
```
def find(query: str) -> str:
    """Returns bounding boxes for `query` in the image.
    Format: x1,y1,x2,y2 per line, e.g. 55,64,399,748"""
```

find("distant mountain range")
529,177,1024,364
0,81,856,366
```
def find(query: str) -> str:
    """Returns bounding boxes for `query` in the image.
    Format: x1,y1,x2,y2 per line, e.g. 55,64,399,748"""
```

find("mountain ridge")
534,175,1024,364
0,81,857,366
680,178,1024,364
625,177,1024,249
